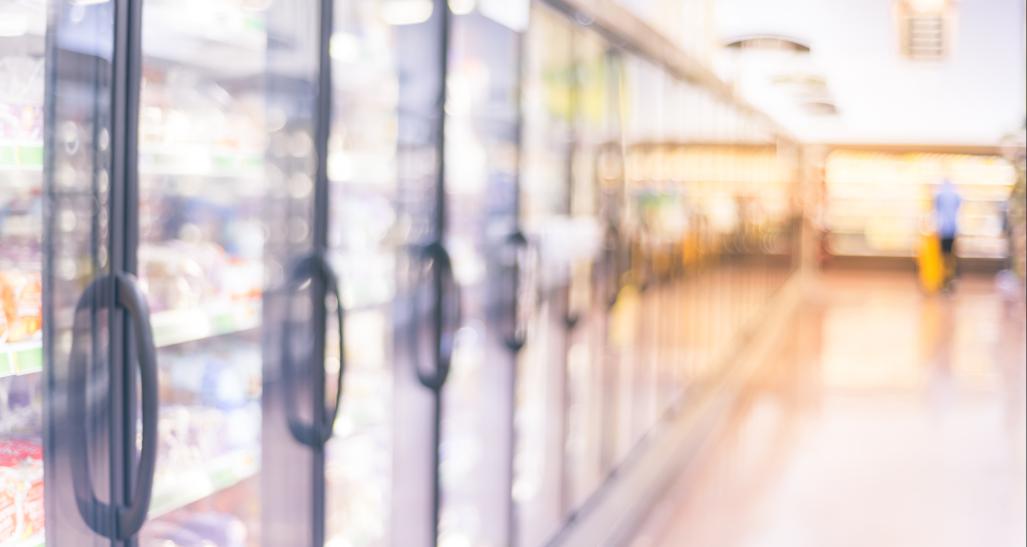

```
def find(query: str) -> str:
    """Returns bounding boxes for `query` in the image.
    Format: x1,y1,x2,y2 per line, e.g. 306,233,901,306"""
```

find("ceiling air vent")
723,34,811,54
896,0,954,61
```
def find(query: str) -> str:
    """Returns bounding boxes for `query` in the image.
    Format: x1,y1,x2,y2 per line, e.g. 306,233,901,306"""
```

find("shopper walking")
934,179,963,290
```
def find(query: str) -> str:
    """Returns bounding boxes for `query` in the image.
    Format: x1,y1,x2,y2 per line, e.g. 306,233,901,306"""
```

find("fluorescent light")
380,0,433,26
449,0,476,16
0,13,28,37
330,32,359,62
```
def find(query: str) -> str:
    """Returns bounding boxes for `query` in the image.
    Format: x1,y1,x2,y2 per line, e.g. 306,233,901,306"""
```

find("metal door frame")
43,0,154,544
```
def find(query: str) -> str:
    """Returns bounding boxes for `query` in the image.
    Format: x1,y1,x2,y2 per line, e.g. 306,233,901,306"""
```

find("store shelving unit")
825,150,1017,260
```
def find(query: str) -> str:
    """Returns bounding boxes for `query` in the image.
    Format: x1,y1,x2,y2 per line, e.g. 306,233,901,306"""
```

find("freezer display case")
40,0,155,544
262,0,452,545
2,0,806,544
38,0,274,544
514,5,634,542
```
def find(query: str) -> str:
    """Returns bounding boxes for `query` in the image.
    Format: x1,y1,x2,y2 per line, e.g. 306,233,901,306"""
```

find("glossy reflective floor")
633,271,1027,547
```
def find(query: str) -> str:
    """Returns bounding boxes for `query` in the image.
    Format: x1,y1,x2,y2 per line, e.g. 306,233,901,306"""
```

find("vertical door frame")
310,0,334,542
43,0,147,543
107,2,144,542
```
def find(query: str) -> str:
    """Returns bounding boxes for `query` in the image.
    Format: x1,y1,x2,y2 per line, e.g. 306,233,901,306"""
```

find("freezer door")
389,2,455,546
261,0,323,545
44,0,160,545
513,6,574,544
133,0,279,544
322,0,413,544
563,28,613,512
438,10,522,547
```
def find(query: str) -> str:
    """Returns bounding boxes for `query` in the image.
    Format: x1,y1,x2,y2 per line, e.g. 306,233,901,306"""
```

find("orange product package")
0,273,42,343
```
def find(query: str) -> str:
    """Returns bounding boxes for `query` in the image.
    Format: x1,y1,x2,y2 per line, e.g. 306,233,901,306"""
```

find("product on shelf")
0,272,42,345
139,242,261,314
0,439,44,541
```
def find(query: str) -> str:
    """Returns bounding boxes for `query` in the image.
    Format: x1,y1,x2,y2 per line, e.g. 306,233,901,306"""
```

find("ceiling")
713,0,1027,146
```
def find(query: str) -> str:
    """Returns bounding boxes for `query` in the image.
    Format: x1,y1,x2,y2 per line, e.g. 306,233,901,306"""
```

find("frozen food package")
0,274,14,344
0,439,43,541
0,469,19,539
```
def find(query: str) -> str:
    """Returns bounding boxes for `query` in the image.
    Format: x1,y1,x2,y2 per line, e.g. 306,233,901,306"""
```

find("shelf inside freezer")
149,446,259,519
1,533,44,547
0,340,42,379
0,299,259,379
0,142,42,172
148,300,260,348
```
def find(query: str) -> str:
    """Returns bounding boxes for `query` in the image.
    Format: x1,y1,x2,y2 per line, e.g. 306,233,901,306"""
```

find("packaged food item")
0,274,14,344
0,303,7,345
0,439,41,467
0,438,43,541
139,244,209,312
22,474,43,537
223,257,262,302
0,469,19,539
11,277,40,343
0,272,42,344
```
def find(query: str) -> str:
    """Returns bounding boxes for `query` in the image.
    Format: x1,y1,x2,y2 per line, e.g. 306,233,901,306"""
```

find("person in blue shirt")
934,179,962,289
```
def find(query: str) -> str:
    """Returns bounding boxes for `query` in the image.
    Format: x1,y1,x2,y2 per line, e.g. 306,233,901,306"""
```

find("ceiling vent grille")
896,0,954,61
904,14,946,59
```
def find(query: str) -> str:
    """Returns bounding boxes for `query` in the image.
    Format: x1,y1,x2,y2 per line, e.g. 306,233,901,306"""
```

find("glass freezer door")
563,29,610,511
131,0,274,543
514,5,574,545
438,8,523,547
323,0,406,544
43,0,161,544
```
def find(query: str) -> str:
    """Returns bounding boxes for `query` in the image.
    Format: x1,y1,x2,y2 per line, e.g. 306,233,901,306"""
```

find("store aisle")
631,271,1027,547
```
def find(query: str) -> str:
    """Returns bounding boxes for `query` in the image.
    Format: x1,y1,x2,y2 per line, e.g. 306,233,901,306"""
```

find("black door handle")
68,272,159,540
564,309,581,331
281,253,346,448
415,241,461,392
504,229,535,353
605,224,623,310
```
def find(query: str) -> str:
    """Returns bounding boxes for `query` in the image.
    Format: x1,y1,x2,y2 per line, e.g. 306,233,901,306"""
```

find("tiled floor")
631,271,1027,547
